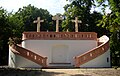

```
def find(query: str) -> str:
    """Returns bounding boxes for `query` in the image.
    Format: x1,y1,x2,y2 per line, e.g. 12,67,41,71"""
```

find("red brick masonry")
22,32,97,40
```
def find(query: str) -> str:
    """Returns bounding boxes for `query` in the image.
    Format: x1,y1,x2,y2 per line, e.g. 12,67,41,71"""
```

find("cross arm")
33,20,38,23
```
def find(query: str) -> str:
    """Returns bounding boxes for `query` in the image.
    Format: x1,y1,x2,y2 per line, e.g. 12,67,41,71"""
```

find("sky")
0,0,70,15
0,0,111,15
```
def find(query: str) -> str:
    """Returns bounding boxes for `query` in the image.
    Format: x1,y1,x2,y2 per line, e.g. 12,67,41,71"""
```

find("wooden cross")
52,14,62,32
33,17,44,32
72,17,82,32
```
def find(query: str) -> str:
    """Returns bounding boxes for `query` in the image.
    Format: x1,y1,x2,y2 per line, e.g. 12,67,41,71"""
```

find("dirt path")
0,67,120,76
41,68,120,76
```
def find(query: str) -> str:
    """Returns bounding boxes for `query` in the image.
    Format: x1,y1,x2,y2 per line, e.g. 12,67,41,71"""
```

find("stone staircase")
9,35,109,68
74,35,109,67
9,44,47,67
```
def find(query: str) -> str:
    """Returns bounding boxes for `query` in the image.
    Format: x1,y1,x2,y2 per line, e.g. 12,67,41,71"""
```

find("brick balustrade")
9,44,47,67
10,32,109,67
22,32,97,40
74,35,109,67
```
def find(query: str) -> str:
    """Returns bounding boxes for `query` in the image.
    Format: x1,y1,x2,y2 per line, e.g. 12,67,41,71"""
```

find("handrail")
22,32,97,40
74,35,109,67
9,44,47,67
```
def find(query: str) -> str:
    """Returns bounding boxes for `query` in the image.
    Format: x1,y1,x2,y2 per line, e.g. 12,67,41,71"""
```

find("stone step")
43,66,75,69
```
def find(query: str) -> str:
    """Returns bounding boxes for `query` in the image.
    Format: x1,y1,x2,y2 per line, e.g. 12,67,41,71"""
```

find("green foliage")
0,7,10,65
97,12,120,33
8,37,22,46
13,4,52,32
63,0,108,37
96,0,120,66
63,0,94,31
8,13,24,37
0,5,53,65
110,31,120,66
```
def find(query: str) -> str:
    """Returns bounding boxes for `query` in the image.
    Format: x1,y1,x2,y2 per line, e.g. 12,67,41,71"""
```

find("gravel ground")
41,68,120,76
0,67,120,76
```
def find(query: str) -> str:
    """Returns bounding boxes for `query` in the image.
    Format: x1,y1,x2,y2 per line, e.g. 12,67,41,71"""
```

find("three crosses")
33,15,82,32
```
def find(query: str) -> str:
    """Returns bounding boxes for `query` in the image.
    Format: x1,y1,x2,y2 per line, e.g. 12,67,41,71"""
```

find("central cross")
72,17,82,32
33,17,44,32
52,14,62,32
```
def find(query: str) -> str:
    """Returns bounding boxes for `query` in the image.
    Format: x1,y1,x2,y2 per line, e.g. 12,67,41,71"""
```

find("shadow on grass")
0,67,41,76
0,67,92,76
0,67,65,76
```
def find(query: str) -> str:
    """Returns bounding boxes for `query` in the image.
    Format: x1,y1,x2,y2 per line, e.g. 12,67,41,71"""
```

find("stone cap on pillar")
22,32,97,40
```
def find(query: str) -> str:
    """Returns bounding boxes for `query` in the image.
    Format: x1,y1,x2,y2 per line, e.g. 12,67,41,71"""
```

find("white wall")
9,39,111,68
80,49,111,67
9,48,41,68
15,55,42,68
9,48,16,68
22,40,97,66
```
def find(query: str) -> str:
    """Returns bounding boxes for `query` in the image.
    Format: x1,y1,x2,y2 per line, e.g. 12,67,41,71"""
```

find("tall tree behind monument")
62,0,94,32
62,0,107,35
14,4,52,32
0,7,12,65
0,5,53,65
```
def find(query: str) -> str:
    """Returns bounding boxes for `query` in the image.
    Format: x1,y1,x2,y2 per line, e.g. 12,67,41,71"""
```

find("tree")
63,0,94,32
89,11,110,37
14,4,52,32
63,0,108,37
0,7,11,65
0,5,53,65
96,0,120,66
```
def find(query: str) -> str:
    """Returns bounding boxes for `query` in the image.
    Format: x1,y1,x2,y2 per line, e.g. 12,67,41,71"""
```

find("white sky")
0,0,69,15
0,0,111,15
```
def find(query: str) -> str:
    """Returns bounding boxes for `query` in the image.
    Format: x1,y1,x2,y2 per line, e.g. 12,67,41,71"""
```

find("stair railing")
74,35,109,67
9,44,47,67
